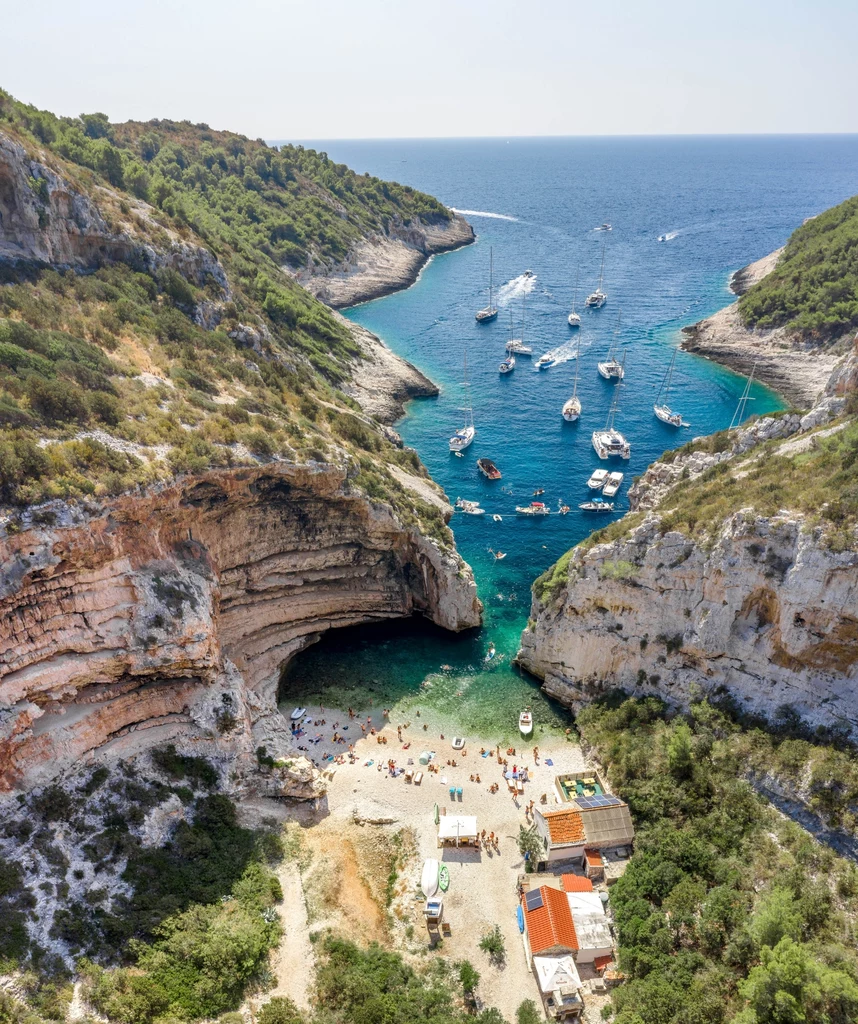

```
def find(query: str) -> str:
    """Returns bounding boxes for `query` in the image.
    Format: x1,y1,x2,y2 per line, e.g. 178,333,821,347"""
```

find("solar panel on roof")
524,889,544,912
576,794,622,809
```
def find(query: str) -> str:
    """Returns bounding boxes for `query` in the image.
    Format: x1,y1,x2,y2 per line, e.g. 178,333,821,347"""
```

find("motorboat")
579,499,614,512
585,239,608,307
587,468,609,489
653,347,687,427
562,333,583,421
451,737,466,750
516,502,550,516
595,223,612,232
536,354,554,369
455,498,485,514
421,859,440,898
475,246,498,323
290,707,307,721
499,353,515,373
592,357,631,459
477,458,502,480
568,266,581,327
523,269,534,278
519,710,533,736
602,472,624,497
658,234,667,243
597,313,625,380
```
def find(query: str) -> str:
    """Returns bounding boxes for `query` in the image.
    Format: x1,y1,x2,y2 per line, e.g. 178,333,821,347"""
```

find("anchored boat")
568,265,581,327
653,347,687,427
449,351,475,452
592,355,631,459
585,239,608,308
602,471,624,497
477,458,502,480
475,246,498,323
579,499,614,512
587,468,609,489
519,709,533,736
562,333,583,421
597,312,625,380
516,501,551,516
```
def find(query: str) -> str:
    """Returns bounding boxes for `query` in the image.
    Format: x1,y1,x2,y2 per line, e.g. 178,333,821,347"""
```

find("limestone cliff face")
519,345,858,737
295,214,475,308
0,463,481,795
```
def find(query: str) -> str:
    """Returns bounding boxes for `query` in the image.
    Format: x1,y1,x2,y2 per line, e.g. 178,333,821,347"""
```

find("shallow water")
281,135,858,727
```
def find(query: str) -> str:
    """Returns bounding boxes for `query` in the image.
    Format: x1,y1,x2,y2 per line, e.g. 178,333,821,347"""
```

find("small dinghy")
290,707,307,721
421,858,440,898
451,737,466,750
519,709,534,737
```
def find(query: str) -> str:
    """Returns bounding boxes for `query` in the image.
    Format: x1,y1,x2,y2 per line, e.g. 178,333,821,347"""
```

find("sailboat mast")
489,247,494,310
729,361,756,430
572,266,579,313
598,240,606,291
572,333,581,397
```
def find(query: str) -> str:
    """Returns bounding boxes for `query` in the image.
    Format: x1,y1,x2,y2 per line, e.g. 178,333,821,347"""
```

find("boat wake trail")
497,273,537,305
664,230,679,241
536,337,581,368
453,208,519,222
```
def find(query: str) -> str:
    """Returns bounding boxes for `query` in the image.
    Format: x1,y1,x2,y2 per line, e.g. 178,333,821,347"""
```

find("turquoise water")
281,136,858,733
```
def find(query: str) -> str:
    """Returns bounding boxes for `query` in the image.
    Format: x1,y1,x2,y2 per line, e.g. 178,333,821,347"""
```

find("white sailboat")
562,333,582,421
499,312,516,373
567,267,581,327
449,351,475,452
597,313,624,380
592,354,630,459
653,348,687,427
475,247,498,323
729,360,757,430
585,240,608,308
505,290,533,355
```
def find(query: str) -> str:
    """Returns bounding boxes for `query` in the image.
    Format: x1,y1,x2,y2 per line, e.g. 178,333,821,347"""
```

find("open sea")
279,135,858,739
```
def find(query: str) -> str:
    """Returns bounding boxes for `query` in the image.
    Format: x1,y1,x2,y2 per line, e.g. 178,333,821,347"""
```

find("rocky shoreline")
680,246,843,408
294,213,475,309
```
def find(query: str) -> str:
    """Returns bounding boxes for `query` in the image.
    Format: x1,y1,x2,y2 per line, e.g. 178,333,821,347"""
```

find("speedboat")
290,707,307,721
536,354,554,369
499,353,515,374
595,223,612,232
519,710,533,737
477,458,502,480
562,396,581,422
602,472,624,497
592,429,630,460
587,468,609,489
455,498,485,515
579,499,614,512
449,425,475,452
421,859,440,898
523,269,534,278
506,339,533,356
658,234,667,243
516,502,550,516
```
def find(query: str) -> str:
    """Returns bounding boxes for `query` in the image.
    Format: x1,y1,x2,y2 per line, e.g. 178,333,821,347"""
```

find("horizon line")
272,131,858,144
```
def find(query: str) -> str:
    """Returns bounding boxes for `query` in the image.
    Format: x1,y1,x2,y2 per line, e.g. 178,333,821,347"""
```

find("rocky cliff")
0,463,480,797
519,343,858,737
294,214,475,308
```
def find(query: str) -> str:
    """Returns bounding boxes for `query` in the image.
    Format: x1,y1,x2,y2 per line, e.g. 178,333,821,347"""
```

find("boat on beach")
516,501,550,516
653,347,687,427
585,239,608,308
519,709,533,736
602,471,624,497
587,468,609,489
475,246,498,323
421,859,440,898
290,707,307,721
477,457,502,480
579,499,614,512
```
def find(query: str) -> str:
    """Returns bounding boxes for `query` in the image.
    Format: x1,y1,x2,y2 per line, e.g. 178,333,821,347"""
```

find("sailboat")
562,333,583,421
597,313,625,380
505,291,533,356
449,351,475,452
475,247,498,323
585,240,608,308
653,348,687,427
567,267,581,327
592,354,630,459
499,311,516,373
729,360,757,430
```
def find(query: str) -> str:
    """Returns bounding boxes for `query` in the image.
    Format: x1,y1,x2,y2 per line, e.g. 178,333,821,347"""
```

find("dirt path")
267,861,314,1010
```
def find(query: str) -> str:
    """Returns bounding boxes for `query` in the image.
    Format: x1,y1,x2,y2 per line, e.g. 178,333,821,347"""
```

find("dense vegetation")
576,694,858,1024
0,90,452,548
739,194,858,339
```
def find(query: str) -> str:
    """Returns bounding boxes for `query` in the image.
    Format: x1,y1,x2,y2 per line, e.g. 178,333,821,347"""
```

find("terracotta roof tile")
561,873,594,893
594,955,614,972
585,849,604,866
543,809,585,845
523,886,579,954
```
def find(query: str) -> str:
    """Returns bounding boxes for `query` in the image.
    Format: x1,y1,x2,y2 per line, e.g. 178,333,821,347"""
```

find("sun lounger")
413,772,423,785
449,787,456,798
405,769,414,782
516,781,525,794
456,787,463,799
507,778,516,792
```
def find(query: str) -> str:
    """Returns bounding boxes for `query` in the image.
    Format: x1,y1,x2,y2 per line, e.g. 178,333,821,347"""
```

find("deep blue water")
279,136,858,736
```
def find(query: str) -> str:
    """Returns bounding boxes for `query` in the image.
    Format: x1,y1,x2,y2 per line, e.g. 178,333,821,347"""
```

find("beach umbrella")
434,803,439,825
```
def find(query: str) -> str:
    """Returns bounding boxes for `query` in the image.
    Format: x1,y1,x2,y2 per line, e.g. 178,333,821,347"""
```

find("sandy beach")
272,703,611,1022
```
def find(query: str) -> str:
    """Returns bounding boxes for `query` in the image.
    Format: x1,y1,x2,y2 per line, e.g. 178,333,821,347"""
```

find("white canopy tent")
437,815,478,847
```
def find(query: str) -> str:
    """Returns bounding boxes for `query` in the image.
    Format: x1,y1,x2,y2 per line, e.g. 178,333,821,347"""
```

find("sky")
4,0,857,139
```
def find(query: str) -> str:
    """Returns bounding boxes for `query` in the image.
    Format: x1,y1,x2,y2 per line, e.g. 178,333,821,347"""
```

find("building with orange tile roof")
561,873,594,893
522,885,579,957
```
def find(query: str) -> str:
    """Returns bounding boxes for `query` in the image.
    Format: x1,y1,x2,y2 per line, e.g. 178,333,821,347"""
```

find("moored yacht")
506,339,533,356
499,353,515,373
475,246,498,323
449,351,475,452
592,355,630,459
597,312,625,380
585,239,608,308
567,266,581,327
579,499,614,512
653,347,687,427
477,458,502,480
515,501,551,516
587,468,609,489
561,332,583,421
602,471,624,497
